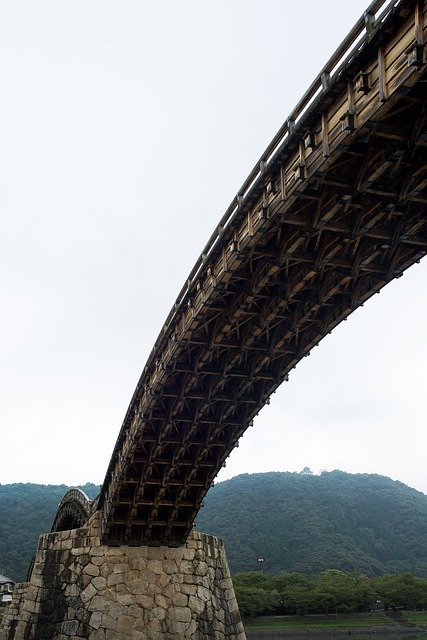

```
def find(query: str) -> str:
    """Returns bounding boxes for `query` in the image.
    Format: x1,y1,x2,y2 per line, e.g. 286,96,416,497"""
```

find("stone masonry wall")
0,514,246,640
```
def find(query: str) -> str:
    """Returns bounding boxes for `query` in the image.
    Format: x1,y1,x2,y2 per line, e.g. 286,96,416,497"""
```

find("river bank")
245,630,426,638
244,611,427,638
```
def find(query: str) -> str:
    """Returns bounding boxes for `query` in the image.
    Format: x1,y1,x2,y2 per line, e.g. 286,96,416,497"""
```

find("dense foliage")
196,471,427,576
1,471,426,583
232,570,427,617
0,483,99,581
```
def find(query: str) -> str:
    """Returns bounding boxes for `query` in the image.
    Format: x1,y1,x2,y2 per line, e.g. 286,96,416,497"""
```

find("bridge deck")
98,0,427,546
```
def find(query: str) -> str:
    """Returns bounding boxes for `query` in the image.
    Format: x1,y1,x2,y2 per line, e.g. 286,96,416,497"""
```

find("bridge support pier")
0,513,246,640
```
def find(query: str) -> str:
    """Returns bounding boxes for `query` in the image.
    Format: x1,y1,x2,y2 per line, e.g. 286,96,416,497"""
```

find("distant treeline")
234,570,427,617
196,471,427,576
0,483,100,581
1,471,426,583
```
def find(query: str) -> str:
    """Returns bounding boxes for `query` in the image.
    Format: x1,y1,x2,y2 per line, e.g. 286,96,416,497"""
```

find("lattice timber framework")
51,489,92,533
98,0,427,546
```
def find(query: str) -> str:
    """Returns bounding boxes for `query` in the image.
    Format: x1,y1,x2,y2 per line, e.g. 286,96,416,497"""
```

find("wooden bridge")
91,0,427,547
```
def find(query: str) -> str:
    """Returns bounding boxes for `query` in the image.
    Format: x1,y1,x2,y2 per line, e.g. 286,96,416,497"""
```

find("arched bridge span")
51,489,92,533
97,0,427,547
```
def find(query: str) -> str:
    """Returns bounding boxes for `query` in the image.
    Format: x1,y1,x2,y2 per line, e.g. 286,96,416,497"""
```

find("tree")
373,573,427,609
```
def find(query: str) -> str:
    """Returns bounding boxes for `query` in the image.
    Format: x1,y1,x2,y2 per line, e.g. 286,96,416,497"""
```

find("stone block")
80,583,97,603
117,593,135,606
125,546,148,558
147,547,166,560
135,594,154,609
147,559,163,575
113,563,128,574
142,569,156,583
168,606,192,623
146,582,161,596
25,586,39,602
87,595,110,612
101,613,117,630
221,577,233,590
194,548,205,561
172,592,188,607
205,602,215,622
170,572,184,584
135,616,162,633
60,620,79,636
85,563,100,577
197,585,211,602
107,572,126,587
91,556,105,566
158,573,171,588
182,548,195,561
128,558,146,571
100,564,110,579
89,611,103,630
161,583,176,599
195,560,208,576
162,559,177,574
154,594,168,609
151,606,166,621
91,576,107,591
127,604,143,619
225,587,236,601
106,602,126,620
122,579,143,595
60,539,73,550
90,547,107,557
116,614,134,635
22,600,38,614
167,547,184,562
181,583,197,596
188,594,205,615
126,569,139,581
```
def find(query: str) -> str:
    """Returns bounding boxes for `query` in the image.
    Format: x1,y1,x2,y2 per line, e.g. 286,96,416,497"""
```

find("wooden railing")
145,0,404,372
98,0,426,525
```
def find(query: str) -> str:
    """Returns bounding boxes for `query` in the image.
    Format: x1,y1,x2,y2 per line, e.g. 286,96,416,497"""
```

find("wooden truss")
98,0,427,546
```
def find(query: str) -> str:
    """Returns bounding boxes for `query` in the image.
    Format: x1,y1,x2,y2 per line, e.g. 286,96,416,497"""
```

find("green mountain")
0,483,99,582
0,472,425,582
196,471,427,577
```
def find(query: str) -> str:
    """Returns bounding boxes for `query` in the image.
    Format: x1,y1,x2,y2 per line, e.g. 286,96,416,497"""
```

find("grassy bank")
407,612,427,628
244,612,398,632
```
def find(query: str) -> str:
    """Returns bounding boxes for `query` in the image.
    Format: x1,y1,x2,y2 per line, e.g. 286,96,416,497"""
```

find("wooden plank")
378,47,387,102
322,112,330,157
384,19,415,71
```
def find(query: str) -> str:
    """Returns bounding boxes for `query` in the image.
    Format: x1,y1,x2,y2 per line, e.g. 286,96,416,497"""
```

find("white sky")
0,1,426,495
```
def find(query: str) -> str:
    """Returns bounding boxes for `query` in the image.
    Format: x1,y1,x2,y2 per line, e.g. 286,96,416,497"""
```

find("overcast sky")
1,1,426,495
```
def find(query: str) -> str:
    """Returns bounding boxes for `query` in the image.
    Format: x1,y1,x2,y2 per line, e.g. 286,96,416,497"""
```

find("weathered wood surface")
98,0,427,547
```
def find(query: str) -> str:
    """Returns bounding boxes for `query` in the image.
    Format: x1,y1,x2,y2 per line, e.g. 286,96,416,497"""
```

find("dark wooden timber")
51,489,92,533
98,0,427,546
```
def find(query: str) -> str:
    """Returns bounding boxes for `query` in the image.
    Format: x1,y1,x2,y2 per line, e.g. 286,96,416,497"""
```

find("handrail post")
321,72,330,91
364,11,376,39
286,118,295,136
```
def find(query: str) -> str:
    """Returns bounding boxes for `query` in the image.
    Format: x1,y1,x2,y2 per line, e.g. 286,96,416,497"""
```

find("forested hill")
0,483,100,582
196,471,427,577
0,472,426,582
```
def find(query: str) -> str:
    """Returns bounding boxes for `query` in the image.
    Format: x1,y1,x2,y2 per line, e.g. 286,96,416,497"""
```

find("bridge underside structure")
97,0,427,548
51,489,92,533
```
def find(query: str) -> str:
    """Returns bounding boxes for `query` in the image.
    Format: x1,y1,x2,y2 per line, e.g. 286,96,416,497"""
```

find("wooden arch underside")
98,1,427,547
51,490,92,533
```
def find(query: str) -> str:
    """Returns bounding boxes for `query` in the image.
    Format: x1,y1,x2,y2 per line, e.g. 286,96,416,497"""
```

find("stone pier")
0,514,246,640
